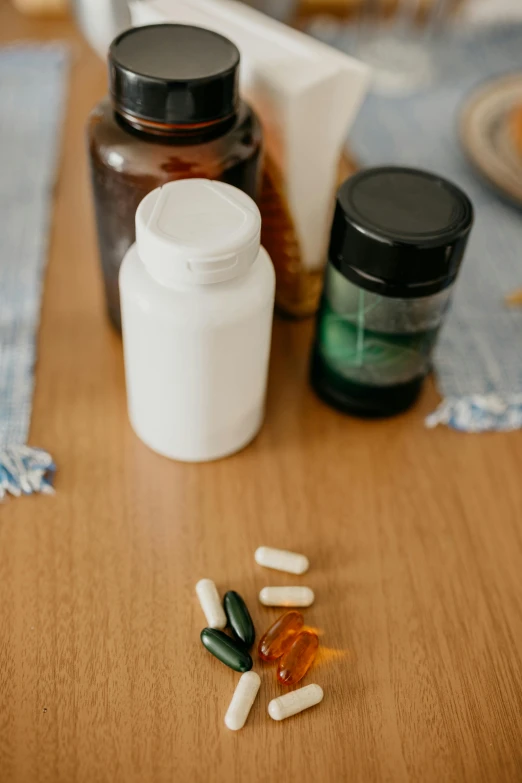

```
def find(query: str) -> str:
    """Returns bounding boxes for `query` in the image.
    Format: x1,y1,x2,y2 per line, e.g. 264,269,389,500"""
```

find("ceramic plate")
460,72,522,206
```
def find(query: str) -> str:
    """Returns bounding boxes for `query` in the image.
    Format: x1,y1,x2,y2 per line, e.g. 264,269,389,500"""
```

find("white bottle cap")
135,179,261,287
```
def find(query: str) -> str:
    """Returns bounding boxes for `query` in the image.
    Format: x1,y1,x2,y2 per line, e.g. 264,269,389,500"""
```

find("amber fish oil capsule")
196,579,227,629
259,586,314,607
255,546,309,575
278,630,319,685
224,671,261,731
258,610,304,661
268,684,324,721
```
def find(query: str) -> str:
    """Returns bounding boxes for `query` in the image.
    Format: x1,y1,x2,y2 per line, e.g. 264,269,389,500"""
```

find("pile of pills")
196,546,324,731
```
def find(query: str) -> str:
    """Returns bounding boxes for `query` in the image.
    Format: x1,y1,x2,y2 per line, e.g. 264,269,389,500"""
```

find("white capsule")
255,546,309,575
268,684,324,721
224,671,261,731
195,579,227,629
259,586,314,607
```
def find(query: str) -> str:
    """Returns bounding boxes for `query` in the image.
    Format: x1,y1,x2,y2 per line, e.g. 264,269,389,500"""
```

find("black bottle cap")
109,24,240,125
329,167,474,298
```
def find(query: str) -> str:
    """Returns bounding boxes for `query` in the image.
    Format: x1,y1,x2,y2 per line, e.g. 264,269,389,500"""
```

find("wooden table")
1,6,522,783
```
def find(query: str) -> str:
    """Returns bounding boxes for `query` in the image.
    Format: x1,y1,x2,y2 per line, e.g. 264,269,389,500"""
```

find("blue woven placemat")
311,24,522,431
0,44,68,497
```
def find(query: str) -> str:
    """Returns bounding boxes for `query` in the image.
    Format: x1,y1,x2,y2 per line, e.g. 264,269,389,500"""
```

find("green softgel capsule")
200,628,253,672
224,591,255,648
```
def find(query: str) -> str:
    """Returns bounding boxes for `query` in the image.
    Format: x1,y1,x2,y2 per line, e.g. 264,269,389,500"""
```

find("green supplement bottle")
311,167,473,417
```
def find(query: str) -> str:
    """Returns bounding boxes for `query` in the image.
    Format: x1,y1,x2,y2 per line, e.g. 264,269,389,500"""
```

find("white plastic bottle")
119,179,275,462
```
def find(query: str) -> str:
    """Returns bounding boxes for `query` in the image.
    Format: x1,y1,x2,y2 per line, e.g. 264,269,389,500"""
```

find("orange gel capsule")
258,610,304,662
277,630,319,686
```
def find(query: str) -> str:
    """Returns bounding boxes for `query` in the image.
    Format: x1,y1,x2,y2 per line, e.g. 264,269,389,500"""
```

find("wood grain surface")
1,6,522,782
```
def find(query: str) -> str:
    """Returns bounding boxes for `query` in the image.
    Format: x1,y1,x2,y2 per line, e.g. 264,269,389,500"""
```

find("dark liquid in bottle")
310,347,424,417
88,100,262,329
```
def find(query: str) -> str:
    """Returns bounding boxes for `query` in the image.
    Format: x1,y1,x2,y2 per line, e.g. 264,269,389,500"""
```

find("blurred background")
5,0,522,206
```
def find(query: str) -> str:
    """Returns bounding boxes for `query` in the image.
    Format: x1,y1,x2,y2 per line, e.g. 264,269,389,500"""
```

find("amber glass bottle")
87,24,263,329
